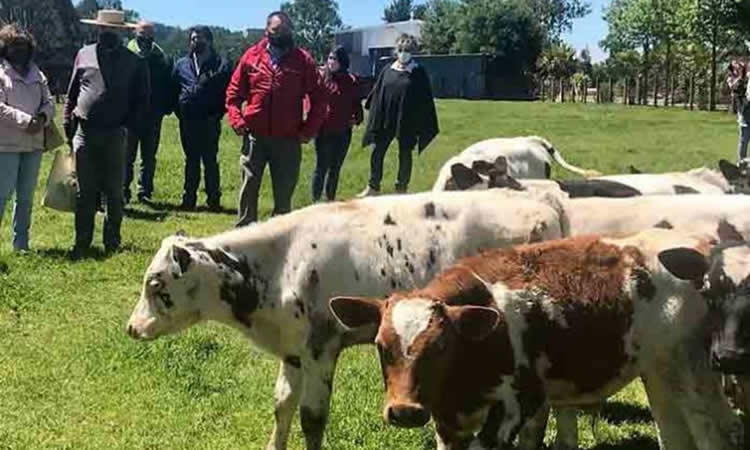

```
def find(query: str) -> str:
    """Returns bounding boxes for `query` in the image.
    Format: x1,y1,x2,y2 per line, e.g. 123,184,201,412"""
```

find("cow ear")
490,173,525,191
329,296,382,330
171,245,192,274
720,159,742,181
493,156,508,174
717,219,745,243
447,305,500,341
628,165,643,174
658,247,709,282
450,163,483,190
471,160,495,176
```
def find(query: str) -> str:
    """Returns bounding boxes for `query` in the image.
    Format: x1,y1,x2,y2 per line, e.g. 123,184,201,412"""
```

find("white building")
335,20,424,76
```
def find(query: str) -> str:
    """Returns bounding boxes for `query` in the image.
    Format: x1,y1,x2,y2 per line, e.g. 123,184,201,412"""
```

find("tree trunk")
710,41,717,111
636,77,641,105
560,79,565,103
583,79,588,103
608,78,614,103
671,75,677,106
596,78,600,103
664,41,671,107
653,73,659,108
642,44,650,105
690,73,695,111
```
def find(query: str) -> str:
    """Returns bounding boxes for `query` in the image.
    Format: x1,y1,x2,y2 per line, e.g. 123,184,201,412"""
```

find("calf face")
329,295,499,428
719,159,750,194
659,222,750,375
127,237,255,340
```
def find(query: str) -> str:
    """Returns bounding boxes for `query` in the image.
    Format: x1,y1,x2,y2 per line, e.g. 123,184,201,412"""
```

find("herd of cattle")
126,136,750,450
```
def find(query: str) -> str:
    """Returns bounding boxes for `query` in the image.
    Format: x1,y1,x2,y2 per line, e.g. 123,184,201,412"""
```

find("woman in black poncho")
357,33,439,197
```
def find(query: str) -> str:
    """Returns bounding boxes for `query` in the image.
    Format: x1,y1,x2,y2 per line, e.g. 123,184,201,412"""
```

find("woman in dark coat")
358,33,439,197
312,46,363,202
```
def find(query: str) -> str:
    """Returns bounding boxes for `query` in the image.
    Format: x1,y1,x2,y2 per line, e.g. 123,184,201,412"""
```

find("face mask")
137,37,154,51
191,41,207,54
397,51,412,65
6,46,30,68
269,33,293,50
99,31,120,49
327,58,340,73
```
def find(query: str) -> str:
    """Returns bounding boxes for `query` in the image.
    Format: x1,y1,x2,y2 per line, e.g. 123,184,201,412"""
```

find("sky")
120,0,610,61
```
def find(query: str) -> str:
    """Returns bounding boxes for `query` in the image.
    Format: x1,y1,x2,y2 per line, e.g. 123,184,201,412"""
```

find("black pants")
368,133,415,192
124,115,163,201
179,116,221,207
73,125,126,250
312,129,352,201
236,134,301,227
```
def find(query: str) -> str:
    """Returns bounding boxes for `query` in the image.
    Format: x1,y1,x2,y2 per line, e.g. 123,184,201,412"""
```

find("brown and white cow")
126,189,565,450
330,228,743,450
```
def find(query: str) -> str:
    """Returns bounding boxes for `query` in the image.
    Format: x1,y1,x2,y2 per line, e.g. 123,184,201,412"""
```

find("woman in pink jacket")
0,25,55,251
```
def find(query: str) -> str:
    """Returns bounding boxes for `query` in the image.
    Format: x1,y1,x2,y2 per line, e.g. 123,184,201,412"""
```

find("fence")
538,73,735,112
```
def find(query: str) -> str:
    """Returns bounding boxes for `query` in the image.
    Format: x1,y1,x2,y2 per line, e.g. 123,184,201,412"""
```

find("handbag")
42,148,78,212
43,120,65,152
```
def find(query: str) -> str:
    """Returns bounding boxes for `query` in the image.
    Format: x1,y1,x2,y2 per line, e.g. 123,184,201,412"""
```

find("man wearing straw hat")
63,9,150,259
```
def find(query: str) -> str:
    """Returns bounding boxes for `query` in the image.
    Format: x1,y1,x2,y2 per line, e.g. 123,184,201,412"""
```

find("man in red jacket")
226,11,327,226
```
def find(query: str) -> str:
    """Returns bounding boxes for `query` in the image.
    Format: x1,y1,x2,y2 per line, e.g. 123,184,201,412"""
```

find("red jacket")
225,38,327,139
317,69,364,133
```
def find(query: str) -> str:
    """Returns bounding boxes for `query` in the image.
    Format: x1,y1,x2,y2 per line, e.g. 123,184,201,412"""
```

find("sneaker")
356,186,380,198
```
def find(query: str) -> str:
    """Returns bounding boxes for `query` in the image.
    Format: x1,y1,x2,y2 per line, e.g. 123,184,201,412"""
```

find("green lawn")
0,101,740,449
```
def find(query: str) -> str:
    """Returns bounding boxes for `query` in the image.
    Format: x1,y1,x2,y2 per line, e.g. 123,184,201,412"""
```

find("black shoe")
137,193,152,204
104,245,120,256
69,245,91,261
206,202,222,213
178,201,196,211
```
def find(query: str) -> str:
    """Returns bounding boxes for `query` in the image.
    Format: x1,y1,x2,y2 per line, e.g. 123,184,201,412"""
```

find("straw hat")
80,9,137,28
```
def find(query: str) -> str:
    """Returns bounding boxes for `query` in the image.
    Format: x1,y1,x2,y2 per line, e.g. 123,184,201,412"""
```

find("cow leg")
516,403,549,450
265,359,303,450
299,337,341,450
676,368,742,450
641,372,698,450
736,376,750,447
435,424,481,450
553,407,578,450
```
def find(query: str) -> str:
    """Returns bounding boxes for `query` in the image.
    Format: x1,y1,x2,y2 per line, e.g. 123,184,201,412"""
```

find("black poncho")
362,63,439,153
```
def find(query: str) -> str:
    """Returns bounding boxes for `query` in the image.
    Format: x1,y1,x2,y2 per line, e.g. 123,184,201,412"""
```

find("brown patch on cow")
718,219,744,243
674,184,700,194
653,220,673,230
384,213,397,226
311,242,318,249
397,238,403,252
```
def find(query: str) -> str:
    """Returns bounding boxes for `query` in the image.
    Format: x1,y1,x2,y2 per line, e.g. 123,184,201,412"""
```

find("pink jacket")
0,60,55,152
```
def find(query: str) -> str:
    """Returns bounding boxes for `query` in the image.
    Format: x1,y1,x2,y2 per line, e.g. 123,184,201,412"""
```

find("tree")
383,0,413,22
412,3,428,20
456,0,545,73
281,0,342,62
420,0,459,54
527,0,591,42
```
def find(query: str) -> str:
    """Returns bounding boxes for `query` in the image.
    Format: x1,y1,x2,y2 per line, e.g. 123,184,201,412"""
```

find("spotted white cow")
330,228,744,450
432,136,601,192
443,156,747,196
126,189,566,450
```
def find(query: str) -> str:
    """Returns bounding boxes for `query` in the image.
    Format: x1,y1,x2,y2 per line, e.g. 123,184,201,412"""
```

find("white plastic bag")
42,149,78,212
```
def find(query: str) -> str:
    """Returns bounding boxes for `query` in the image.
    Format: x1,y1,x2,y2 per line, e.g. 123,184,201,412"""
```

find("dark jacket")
172,49,232,120
225,38,327,139
362,62,439,153
128,39,174,117
63,43,150,138
318,68,363,134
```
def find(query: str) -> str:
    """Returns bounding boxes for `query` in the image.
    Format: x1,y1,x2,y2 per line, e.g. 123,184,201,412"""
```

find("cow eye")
159,292,174,308
377,343,394,366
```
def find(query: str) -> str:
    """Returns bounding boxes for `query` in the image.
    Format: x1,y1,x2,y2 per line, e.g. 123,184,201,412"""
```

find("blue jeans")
0,150,43,251
312,129,352,201
739,125,749,161
178,117,221,207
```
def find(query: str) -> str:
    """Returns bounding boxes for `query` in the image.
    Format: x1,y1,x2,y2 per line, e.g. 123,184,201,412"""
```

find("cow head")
658,221,750,375
127,235,257,340
329,295,499,428
448,157,525,192
719,159,750,194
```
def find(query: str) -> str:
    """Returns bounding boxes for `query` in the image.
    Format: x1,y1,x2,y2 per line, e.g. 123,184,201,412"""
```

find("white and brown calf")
126,189,565,450
330,229,743,450
432,136,601,192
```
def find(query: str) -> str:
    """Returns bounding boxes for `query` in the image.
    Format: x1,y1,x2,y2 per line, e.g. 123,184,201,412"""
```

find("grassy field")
0,101,740,449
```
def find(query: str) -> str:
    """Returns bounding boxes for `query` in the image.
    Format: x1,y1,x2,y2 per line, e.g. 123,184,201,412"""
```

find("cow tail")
543,140,602,178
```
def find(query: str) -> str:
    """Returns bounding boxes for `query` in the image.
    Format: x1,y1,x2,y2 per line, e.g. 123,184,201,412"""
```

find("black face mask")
268,33,293,50
6,47,30,68
191,41,208,54
137,37,154,51
99,31,120,49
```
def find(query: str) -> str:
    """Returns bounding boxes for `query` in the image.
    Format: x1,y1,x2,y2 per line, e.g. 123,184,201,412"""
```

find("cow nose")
127,324,137,339
386,404,430,428
712,350,750,375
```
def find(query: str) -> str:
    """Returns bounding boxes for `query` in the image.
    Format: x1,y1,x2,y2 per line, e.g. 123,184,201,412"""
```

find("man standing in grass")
123,21,173,205
172,26,232,212
64,10,150,259
226,11,327,226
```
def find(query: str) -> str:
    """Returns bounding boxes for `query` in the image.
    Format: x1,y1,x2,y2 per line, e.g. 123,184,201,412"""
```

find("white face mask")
327,57,341,73
397,51,412,65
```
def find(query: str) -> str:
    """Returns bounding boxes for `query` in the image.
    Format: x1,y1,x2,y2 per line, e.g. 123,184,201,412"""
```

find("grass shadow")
124,207,169,222
590,436,659,450
600,401,654,424
34,242,144,261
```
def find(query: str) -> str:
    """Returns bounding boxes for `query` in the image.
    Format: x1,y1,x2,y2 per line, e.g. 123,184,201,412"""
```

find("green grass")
0,101,740,449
